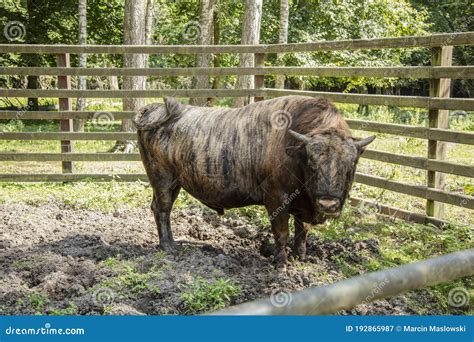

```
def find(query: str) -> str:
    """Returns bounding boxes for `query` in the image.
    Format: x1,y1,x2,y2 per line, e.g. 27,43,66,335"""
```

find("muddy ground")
0,202,445,315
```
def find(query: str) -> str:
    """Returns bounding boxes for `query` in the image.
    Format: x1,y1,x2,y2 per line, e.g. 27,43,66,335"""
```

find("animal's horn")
355,135,376,148
288,130,311,144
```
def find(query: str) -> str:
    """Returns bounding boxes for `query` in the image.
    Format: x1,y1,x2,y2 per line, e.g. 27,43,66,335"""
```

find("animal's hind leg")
151,184,181,251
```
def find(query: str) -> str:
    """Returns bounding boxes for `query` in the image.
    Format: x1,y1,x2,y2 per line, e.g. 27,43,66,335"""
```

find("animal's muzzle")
317,197,341,217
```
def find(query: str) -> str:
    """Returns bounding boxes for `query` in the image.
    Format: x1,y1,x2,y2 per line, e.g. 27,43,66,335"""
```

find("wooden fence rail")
1,32,473,54
1,66,473,79
1,31,473,224
2,120,473,144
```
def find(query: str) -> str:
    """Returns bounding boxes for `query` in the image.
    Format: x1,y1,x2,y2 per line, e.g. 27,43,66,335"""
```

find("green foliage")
49,302,79,316
2,0,463,93
180,277,241,314
0,119,24,132
16,291,50,313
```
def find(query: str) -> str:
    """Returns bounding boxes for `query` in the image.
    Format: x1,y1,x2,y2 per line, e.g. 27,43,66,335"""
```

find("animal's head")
286,128,375,219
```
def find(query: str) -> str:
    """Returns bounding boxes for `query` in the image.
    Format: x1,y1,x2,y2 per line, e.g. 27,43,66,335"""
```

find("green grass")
96,256,161,299
0,181,152,211
49,302,79,316
16,291,50,314
180,277,241,314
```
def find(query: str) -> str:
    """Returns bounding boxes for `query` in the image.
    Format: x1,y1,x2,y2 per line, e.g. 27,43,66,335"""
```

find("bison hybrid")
134,96,374,267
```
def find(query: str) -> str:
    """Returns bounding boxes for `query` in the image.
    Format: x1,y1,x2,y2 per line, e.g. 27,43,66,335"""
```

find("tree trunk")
75,0,87,132
145,0,154,46
208,10,221,107
143,0,154,85
232,0,262,108
114,0,147,153
275,0,288,89
189,0,214,107
26,74,39,111
24,0,40,111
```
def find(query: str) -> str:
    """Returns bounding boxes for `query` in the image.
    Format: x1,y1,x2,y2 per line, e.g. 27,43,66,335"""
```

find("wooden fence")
0,32,473,225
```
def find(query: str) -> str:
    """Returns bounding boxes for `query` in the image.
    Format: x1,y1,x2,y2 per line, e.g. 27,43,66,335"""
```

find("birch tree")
75,0,87,132
145,0,154,46
232,0,262,108
190,0,215,106
275,0,289,89
115,0,147,153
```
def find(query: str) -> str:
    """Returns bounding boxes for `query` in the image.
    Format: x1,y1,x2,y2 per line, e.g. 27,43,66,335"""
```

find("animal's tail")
133,97,183,130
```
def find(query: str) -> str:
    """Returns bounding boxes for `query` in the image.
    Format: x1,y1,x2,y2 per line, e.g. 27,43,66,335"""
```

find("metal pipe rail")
213,248,474,315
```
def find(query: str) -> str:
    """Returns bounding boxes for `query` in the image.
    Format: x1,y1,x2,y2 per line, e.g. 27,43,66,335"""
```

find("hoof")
292,248,306,261
292,244,306,261
272,254,288,273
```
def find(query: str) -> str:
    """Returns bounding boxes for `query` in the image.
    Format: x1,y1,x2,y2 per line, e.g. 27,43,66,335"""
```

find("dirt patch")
0,203,437,315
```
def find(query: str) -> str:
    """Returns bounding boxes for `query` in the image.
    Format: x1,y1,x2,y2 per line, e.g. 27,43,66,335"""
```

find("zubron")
134,96,375,266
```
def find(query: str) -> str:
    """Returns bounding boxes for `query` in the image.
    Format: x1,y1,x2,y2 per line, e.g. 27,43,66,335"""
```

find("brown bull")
134,96,374,266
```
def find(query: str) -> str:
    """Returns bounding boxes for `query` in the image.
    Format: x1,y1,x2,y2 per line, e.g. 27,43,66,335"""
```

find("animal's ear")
164,97,184,116
354,135,376,154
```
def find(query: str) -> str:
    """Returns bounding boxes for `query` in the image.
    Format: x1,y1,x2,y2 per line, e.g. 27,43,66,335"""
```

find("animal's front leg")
265,202,290,268
293,215,308,260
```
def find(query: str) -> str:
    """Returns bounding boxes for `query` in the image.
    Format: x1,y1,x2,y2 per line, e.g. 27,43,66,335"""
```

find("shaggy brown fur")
134,96,374,266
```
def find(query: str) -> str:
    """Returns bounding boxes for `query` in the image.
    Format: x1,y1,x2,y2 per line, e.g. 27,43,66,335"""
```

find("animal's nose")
318,198,340,213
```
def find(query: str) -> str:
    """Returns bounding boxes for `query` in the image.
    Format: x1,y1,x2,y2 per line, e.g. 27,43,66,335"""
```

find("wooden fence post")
254,53,265,102
426,46,453,219
56,53,74,173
